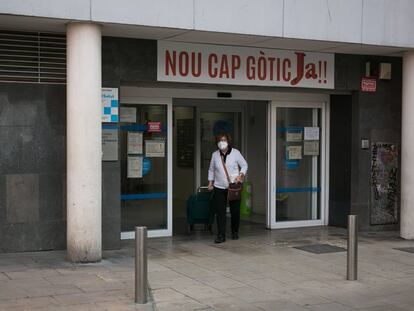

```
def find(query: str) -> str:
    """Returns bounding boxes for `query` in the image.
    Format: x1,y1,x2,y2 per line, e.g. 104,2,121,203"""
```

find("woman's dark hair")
215,132,232,144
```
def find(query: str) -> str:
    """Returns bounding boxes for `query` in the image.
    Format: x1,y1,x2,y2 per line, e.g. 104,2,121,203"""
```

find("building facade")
0,0,413,262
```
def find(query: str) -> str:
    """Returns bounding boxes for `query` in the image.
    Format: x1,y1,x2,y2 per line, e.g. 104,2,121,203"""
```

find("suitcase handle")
198,186,210,192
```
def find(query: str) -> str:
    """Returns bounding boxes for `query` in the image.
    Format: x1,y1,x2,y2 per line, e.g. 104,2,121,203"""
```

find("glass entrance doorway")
198,110,242,188
269,102,326,228
172,100,245,235
120,98,172,239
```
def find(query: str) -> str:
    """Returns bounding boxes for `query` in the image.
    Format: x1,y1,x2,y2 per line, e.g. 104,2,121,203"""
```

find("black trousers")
213,187,241,237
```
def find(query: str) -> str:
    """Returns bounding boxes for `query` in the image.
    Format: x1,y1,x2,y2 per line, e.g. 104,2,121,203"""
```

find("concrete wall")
0,82,121,252
2,1,414,47
0,84,66,252
335,54,402,230
0,37,155,253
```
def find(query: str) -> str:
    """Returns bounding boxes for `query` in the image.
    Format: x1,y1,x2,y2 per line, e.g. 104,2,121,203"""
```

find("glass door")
120,99,172,238
269,101,326,228
196,109,243,189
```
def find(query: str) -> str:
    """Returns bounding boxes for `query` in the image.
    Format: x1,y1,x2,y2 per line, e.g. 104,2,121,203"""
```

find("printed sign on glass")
304,127,320,141
147,122,162,133
127,156,143,178
127,132,143,154
102,88,119,123
287,146,302,160
145,140,165,157
102,128,118,161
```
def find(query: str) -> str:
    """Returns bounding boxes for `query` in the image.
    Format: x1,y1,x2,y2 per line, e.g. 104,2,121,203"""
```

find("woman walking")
208,132,248,243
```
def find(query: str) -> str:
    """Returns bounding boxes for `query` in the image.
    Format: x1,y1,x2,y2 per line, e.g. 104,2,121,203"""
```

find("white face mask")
218,141,228,151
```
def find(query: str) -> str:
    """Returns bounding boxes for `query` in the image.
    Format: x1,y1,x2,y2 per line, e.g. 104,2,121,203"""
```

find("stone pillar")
401,52,414,239
66,23,102,262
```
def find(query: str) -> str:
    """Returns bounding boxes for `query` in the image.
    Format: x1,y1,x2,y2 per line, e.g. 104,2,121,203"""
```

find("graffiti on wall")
371,143,398,225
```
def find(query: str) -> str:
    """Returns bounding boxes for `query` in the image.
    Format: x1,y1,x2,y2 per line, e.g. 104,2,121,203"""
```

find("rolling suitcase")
186,187,214,233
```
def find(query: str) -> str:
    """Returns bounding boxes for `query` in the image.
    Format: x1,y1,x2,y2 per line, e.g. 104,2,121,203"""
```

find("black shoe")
231,232,239,240
214,235,226,243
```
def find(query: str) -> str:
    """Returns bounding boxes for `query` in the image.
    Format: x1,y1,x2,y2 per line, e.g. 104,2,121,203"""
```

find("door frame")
121,86,331,238
119,96,173,239
268,100,328,229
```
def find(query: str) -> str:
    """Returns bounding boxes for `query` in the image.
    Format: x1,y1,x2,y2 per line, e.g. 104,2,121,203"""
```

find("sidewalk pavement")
1,225,414,311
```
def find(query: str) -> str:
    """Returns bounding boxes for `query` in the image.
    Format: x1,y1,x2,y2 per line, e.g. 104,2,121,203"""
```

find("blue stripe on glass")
276,187,321,193
102,124,118,129
277,127,303,133
121,193,167,200
120,124,147,131
120,124,167,132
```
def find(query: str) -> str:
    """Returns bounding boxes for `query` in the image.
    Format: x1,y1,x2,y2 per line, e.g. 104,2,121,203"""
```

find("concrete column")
401,52,414,239
66,23,102,262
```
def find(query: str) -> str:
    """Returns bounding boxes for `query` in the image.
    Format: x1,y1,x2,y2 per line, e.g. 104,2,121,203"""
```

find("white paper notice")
304,127,320,141
145,140,165,157
102,128,118,161
287,146,302,160
127,156,143,178
127,132,143,154
286,131,303,142
304,141,320,156
120,107,137,123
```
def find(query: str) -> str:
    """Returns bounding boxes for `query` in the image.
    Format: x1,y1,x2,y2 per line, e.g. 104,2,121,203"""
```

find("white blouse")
208,148,248,189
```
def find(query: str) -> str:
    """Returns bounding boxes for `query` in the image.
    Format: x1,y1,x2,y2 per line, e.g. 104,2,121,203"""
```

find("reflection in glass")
199,112,242,186
276,107,321,222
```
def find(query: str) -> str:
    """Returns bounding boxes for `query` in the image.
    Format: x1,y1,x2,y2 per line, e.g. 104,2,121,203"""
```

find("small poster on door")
304,141,319,156
127,156,143,178
102,128,118,161
286,130,303,142
147,122,162,132
145,140,165,157
304,127,320,140
287,145,302,160
127,131,143,154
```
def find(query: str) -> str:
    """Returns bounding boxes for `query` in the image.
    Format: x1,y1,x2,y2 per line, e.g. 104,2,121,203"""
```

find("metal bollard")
347,215,358,281
135,227,148,304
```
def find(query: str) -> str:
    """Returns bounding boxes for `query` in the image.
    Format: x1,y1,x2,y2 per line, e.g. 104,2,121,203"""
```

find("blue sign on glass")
142,157,152,176
285,159,299,169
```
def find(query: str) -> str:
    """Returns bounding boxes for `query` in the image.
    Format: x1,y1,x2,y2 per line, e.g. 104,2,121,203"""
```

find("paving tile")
200,296,263,311
0,273,9,281
75,279,126,293
151,288,187,302
45,274,104,285
0,296,59,310
155,297,206,311
357,305,410,311
52,293,98,306
394,247,414,253
148,276,201,290
305,302,354,311
223,286,279,303
197,275,246,290
5,268,60,280
254,299,311,311
174,284,229,300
